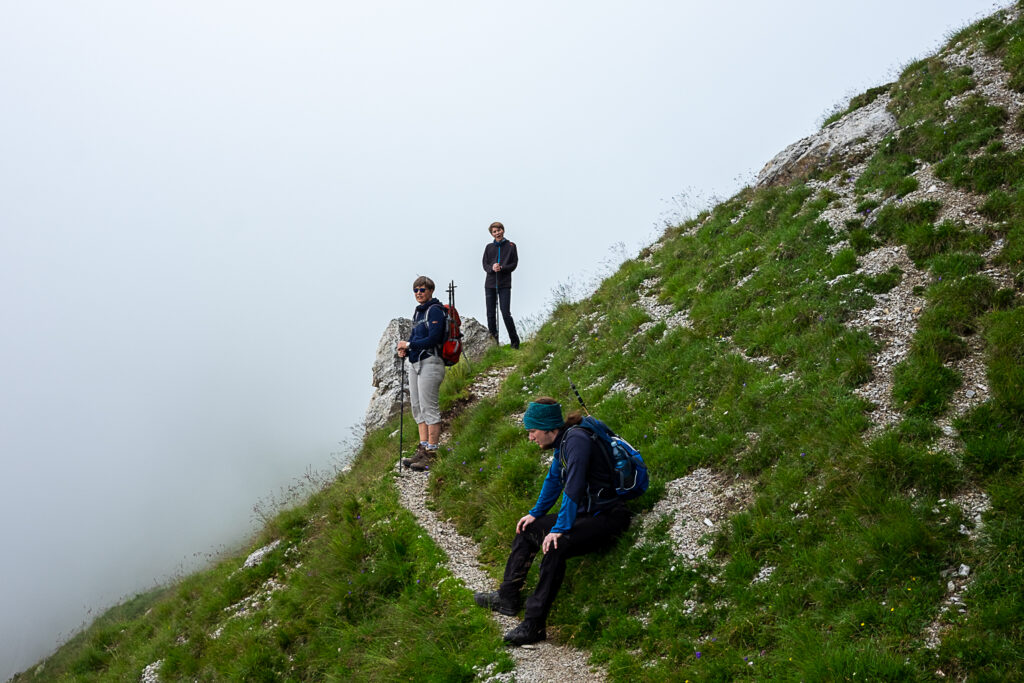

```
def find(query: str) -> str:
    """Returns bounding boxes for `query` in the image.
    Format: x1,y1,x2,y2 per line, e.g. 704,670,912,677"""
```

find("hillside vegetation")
15,5,1024,682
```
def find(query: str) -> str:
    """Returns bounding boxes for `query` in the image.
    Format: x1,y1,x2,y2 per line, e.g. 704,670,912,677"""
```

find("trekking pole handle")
567,375,590,416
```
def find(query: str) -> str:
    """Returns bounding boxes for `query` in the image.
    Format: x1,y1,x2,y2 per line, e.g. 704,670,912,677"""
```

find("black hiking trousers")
485,286,520,347
497,506,631,624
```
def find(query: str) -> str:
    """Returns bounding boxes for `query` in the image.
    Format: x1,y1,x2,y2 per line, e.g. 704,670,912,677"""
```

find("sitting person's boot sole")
473,591,519,616
503,620,546,646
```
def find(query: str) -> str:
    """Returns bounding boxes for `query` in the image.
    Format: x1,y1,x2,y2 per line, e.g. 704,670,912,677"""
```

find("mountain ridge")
13,4,1024,681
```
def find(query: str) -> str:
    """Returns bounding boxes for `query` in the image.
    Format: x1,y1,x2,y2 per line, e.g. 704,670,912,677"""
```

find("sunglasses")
413,287,429,293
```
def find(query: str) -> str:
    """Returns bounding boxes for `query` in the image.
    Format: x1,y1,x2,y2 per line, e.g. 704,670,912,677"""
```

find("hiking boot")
510,340,520,350
408,448,437,471
401,445,429,469
473,591,520,616
503,619,546,646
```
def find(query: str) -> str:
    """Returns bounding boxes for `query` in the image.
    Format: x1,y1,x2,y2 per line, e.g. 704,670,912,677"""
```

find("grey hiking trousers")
409,354,444,425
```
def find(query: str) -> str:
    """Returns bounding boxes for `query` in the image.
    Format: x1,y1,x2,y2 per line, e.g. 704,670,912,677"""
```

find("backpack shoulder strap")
411,304,445,359
558,425,589,470
562,423,619,507
427,303,447,351
565,423,616,480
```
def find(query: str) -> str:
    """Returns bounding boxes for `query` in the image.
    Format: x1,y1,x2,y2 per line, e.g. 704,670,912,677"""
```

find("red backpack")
435,281,463,367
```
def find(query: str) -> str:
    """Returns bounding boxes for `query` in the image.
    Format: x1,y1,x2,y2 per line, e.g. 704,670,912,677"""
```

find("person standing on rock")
397,276,446,471
482,221,521,349
473,398,630,645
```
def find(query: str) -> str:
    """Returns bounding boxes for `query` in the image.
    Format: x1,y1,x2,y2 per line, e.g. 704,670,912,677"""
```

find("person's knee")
514,525,546,548
510,536,539,558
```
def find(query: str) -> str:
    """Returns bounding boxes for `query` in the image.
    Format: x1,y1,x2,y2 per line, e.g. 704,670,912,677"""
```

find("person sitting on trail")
482,221,521,349
397,276,446,471
473,398,631,645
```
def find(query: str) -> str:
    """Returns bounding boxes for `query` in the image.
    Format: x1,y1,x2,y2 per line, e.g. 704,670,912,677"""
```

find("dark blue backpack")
574,416,649,501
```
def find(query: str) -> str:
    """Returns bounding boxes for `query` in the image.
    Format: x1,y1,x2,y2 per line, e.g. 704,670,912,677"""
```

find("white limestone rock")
757,94,897,187
363,315,493,432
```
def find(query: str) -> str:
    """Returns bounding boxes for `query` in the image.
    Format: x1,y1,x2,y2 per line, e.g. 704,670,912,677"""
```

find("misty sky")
0,1,1009,677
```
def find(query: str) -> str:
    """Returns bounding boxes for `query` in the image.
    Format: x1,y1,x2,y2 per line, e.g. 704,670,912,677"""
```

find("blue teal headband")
522,402,564,431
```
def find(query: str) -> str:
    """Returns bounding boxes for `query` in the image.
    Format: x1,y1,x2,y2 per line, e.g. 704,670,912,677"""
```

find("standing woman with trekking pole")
482,221,521,349
397,276,447,471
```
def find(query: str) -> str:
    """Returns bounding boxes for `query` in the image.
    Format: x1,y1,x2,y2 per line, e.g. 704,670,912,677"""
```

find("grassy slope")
15,5,1024,682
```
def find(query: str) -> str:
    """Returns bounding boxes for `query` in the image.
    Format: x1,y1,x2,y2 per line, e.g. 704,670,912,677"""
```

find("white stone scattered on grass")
243,540,281,568
140,660,162,683
637,468,753,561
752,566,776,585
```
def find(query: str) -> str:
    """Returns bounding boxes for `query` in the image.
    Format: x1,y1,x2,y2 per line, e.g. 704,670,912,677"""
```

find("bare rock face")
756,94,897,187
459,315,495,359
363,315,493,432
364,318,412,433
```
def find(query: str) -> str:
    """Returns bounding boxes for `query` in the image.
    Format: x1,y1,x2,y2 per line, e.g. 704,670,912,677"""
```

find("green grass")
979,3,1024,91
15,6,1024,682
857,94,1007,198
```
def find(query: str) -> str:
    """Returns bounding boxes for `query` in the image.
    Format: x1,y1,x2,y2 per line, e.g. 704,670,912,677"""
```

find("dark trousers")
485,286,520,346
498,507,630,624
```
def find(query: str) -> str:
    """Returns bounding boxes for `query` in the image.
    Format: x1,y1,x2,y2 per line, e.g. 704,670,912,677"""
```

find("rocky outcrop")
363,315,493,432
458,315,495,361
756,94,897,187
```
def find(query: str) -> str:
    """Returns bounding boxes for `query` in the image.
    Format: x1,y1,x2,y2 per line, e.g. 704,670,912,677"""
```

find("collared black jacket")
482,239,518,289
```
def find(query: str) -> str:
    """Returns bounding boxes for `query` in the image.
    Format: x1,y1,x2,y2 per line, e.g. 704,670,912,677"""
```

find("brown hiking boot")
408,448,437,471
401,444,429,469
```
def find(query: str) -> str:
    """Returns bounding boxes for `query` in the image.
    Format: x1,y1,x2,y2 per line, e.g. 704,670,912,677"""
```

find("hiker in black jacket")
473,398,630,646
482,221,521,349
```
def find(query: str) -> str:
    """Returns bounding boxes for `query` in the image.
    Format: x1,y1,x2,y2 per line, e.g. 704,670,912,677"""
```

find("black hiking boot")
401,445,429,469
408,448,437,471
473,591,520,617
503,619,546,646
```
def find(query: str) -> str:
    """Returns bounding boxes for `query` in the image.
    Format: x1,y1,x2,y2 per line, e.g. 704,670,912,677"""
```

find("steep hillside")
14,4,1024,682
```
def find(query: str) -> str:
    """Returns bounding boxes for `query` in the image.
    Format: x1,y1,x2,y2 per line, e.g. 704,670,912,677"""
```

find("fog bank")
0,1,1006,677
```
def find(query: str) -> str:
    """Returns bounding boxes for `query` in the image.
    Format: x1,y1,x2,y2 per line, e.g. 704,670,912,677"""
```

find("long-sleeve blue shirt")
528,427,603,533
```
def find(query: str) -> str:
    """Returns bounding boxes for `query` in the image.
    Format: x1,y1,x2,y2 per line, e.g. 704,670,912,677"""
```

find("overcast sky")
0,1,1009,677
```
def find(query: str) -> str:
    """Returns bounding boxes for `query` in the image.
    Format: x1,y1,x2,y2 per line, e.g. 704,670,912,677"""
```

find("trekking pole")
447,280,468,371
398,352,406,475
494,250,500,344
567,375,591,416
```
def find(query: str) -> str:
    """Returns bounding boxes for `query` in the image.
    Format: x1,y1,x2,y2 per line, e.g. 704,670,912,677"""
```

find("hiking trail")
393,365,609,683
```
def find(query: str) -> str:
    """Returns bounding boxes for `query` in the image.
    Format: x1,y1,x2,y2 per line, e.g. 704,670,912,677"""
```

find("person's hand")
542,532,562,553
397,341,409,357
515,514,536,534
492,263,501,272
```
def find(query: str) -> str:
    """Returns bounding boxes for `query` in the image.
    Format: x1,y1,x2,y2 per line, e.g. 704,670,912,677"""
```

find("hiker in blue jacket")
473,398,631,646
482,221,521,349
397,276,447,471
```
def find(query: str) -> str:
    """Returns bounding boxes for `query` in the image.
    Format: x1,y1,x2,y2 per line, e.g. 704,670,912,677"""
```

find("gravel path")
393,366,608,682
397,23,1024,673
